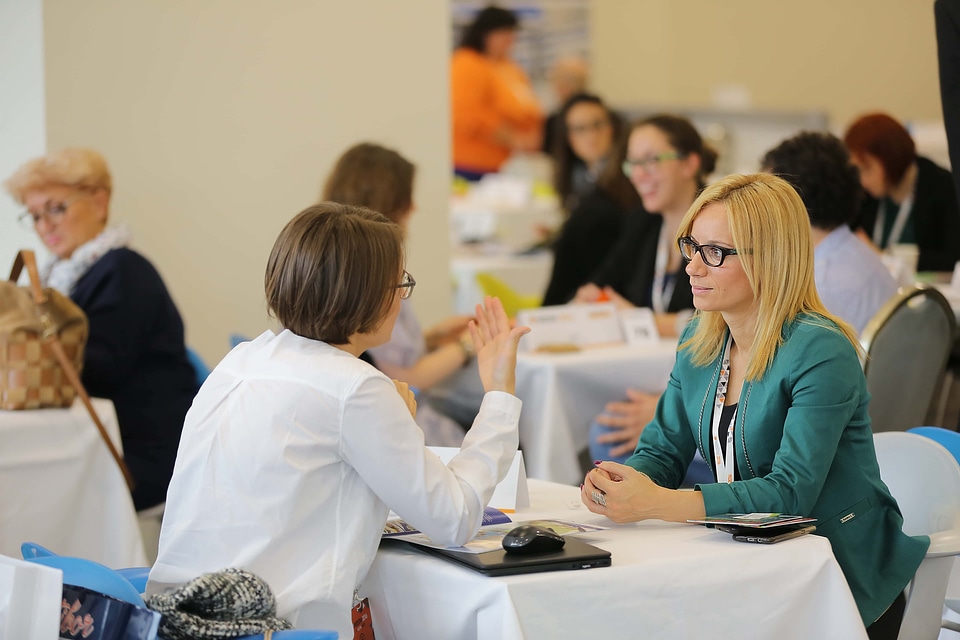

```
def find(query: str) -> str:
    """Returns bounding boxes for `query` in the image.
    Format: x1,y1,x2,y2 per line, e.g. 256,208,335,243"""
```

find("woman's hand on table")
594,389,660,457
582,461,706,524
471,296,530,396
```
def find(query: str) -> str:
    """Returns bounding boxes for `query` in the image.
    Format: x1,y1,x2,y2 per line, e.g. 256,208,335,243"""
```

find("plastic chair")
230,333,252,349
20,543,338,640
474,272,541,318
872,432,960,639
185,346,211,387
860,285,956,432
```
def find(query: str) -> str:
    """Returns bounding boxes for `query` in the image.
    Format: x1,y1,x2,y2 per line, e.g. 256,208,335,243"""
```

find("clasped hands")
581,462,661,524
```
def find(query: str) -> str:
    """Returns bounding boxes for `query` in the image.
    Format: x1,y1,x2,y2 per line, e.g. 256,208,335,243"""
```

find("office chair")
872,432,960,639
860,285,956,432
474,272,541,318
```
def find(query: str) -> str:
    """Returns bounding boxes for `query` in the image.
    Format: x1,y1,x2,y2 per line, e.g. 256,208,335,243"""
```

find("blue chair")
20,542,338,640
230,333,251,349
186,346,211,387
908,426,960,463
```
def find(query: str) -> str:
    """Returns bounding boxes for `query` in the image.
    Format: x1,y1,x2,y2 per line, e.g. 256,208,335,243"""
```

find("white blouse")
147,329,521,637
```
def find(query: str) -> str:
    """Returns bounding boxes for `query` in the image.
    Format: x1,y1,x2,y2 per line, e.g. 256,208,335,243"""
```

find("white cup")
889,243,919,285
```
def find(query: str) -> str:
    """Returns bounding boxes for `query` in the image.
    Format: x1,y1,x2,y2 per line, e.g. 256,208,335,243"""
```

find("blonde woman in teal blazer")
582,174,927,638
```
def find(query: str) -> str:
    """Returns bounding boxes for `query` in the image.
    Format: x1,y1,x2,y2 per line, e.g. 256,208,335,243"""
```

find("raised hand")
469,296,530,395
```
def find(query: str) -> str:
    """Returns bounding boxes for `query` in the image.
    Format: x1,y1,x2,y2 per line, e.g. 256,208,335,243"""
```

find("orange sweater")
451,48,543,174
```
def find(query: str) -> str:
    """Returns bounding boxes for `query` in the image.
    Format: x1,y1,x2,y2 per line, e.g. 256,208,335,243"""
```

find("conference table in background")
0,399,147,568
365,479,868,640
514,340,678,485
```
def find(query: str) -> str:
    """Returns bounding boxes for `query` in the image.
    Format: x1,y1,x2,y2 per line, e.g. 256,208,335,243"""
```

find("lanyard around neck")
711,334,737,483
873,191,914,248
652,222,676,314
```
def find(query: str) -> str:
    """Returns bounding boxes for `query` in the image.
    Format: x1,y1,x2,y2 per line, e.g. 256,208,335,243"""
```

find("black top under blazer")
71,248,196,511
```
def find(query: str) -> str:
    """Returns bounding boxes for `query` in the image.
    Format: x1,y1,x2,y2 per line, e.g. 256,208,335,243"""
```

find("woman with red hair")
844,112,960,272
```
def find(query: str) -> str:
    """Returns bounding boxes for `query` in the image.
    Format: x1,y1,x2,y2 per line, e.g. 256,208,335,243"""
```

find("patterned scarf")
40,225,132,295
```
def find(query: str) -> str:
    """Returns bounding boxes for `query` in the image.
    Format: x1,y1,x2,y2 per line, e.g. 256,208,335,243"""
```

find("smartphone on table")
728,524,817,544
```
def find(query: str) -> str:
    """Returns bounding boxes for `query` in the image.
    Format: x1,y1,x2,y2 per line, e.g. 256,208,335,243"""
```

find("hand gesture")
469,296,530,395
392,379,417,418
581,461,657,523
594,389,660,457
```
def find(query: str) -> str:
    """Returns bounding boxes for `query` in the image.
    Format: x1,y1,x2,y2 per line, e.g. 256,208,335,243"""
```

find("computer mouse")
501,524,566,555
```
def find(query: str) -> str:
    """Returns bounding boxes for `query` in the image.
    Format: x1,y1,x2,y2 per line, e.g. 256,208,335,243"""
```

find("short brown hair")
843,113,916,187
265,202,404,344
4,148,112,204
321,143,415,223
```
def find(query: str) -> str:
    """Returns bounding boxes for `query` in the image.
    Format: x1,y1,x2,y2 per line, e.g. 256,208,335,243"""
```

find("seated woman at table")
581,173,927,639
844,112,960,272
542,93,642,306
762,131,897,334
579,115,717,464
323,142,479,445
4,148,196,513
148,203,529,637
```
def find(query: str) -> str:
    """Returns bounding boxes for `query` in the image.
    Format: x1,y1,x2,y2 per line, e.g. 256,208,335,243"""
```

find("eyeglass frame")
621,151,684,176
395,270,416,300
567,117,612,137
17,193,88,227
677,236,741,268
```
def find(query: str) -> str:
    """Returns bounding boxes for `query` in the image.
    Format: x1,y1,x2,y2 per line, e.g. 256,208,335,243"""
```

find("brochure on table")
516,303,662,351
687,513,817,528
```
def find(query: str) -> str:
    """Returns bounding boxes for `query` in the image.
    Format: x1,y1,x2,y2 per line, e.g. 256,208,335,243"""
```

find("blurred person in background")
844,112,960,272
541,55,589,157
323,142,478,445
762,131,897,334
542,93,641,305
451,6,543,180
5,148,196,515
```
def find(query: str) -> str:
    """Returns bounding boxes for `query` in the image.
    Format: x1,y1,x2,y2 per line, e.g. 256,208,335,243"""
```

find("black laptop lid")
407,536,611,577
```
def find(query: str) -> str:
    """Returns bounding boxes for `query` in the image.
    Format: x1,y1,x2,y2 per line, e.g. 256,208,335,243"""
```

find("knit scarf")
40,225,132,295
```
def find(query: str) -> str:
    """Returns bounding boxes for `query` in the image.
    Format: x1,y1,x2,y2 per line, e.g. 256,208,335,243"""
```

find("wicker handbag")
0,249,134,490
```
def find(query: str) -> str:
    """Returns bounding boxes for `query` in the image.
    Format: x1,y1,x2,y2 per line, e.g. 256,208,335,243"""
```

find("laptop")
404,536,611,577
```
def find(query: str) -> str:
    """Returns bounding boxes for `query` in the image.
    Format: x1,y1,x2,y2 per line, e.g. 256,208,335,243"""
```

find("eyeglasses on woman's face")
395,270,416,300
621,151,683,176
17,195,86,228
678,236,740,268
567,118,611,137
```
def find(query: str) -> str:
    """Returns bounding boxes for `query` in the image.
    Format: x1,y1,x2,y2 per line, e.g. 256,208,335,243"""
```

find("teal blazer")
627,314,928,624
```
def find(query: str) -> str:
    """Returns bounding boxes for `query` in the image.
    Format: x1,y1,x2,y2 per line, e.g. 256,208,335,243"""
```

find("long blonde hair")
678,173,859,379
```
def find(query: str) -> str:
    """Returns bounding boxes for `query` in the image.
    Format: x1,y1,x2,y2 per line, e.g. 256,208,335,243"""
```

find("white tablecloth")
450,247,553,315
0,399,147,568
365,479,867,640
515,341,678,485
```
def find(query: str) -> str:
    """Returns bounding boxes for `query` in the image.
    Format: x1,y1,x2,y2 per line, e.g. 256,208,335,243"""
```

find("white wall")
41,1,452,366
0,0,47,266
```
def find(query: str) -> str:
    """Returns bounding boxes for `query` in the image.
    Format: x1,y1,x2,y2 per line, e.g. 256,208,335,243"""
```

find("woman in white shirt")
147,203,529,637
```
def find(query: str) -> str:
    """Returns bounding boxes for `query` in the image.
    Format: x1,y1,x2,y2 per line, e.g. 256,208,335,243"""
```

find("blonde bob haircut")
5,148,112,204
265,202,404,345
678,173,859,380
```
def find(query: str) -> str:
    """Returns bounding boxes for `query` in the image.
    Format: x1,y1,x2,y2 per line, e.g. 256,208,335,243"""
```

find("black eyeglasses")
396,270,416,300
678,237,740,267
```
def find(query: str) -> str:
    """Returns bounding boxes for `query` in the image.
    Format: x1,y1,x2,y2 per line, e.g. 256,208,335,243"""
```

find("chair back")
873,432,960,640
186,346,211,387
860,285,956,432
475,272,541,318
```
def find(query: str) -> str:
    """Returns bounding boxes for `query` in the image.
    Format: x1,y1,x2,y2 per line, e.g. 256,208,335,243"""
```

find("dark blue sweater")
70,248,196,510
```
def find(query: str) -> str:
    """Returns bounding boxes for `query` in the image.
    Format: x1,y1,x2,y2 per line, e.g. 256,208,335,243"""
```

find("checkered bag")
0,250,87,409
0,250,135,490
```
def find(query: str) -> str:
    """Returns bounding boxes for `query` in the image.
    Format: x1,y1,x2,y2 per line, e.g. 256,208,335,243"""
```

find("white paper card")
427,447,529,511
0,555,62,640
619,307,661,346
516,303,624,351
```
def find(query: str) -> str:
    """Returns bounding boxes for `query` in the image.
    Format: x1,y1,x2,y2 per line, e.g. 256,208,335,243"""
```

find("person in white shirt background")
147,202,529,638
761,131,898,334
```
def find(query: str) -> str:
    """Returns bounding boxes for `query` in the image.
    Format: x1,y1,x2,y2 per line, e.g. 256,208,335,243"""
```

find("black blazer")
852,156,960,272
542,188,629,306
71,248,196,511
589,208,694,312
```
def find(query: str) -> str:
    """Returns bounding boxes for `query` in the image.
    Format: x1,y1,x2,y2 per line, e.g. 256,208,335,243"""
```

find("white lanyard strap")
711,334,737,483
872,192,914,248
651,222,676,313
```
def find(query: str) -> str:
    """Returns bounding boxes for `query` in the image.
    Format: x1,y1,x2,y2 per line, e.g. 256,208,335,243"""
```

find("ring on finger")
591,490,607,507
